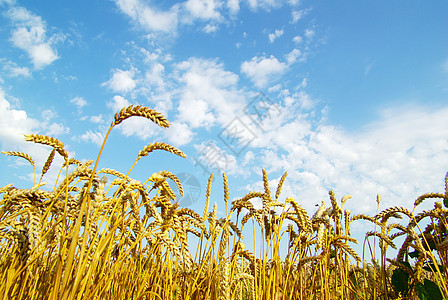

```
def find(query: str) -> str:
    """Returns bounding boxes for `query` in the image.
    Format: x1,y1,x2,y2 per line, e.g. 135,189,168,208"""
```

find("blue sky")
1,0,448,250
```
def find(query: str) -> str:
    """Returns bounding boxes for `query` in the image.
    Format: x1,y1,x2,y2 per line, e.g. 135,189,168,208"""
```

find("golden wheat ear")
1,151,35,167
112,105,170,128
24,134,68,159
138,142,186,159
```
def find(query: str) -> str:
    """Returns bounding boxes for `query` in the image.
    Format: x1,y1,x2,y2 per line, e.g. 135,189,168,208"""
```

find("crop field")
0,106,447,299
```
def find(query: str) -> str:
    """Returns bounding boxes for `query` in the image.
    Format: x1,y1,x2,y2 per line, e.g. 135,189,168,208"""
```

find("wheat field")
0,105,447,299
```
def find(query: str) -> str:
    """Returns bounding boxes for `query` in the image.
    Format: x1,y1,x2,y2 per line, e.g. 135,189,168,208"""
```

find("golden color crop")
0,105,447,299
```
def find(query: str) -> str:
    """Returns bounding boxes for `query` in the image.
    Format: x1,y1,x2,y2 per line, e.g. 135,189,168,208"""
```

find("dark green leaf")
391,268,409,296
409,250,420,258
415,279,443,300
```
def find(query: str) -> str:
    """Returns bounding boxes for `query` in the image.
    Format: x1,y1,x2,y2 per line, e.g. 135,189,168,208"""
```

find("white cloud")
103,69,137,93
70,96,87,109
248,102,448,216
6,6,59,69
90,114,104,124
227,0,240,14
241,55,287,87
114,0,179,33
292,35,303,44
304,28,315,39
193,140,239,175
184,0,222,20
164,121,194,146
78,130,104,146
1,59,31,77
247,0,284,10
285,48,301,64
177,96,214,128
268,29,283,43
175,58,245,129
39,109,69,136
0,89,39,147
268,84,282,93
0,88,70,186
291,9,309,23
0,0,16,5
107,95,130,112
9,65,30,77
45,122,69,136
145,63,165,88
203,24,218,33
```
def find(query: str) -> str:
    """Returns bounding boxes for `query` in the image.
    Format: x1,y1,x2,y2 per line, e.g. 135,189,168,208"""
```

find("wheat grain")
262,168,271,215
344,209,351,236
160,171,184,197
138,142,186,159
112,105,170,128
203,173,213,222
233,192,264,210
275,171,288,200
218,225,230,261
223,172,229,207
63,158,83,167
99,168,127,179
209,202,218,235
231,199,254,214
332,240,361,262
414,192,446,207
0,184,14,194
24,134,68,159
374,206,413,222
286,197,313,233
365,231,396,249
329,190,339,211
40,148,55,179
351,214,383,227
1,151,35,167
341,195,352,206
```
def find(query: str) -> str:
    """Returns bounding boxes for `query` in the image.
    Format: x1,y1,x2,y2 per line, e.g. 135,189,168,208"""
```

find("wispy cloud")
241,55,287,87
1,59,31,77
69,96,88,113
246,99,448,215
78,130,105,146
202,23,218,33
103,69,137,93
442,58,448,73
291,8,309,23
5,5,60,69
114,0,179,33
183,0,222,21
0,87,70,185
175,57,244,129
268,29,283,43
227,0,240,14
